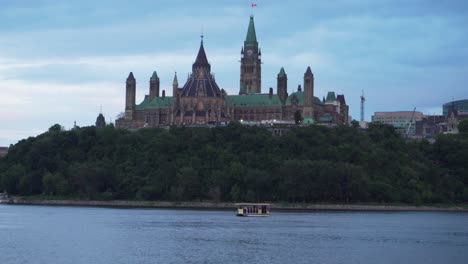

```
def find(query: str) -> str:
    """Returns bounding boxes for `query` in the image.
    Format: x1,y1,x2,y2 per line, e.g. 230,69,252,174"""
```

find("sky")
1,0,467,146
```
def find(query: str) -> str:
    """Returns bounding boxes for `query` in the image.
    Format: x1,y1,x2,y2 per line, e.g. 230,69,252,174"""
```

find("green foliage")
42,172,68,195
0,123,467,204
459,119,468,134
48,124,63,133
294,110,303,125
1,164,26,194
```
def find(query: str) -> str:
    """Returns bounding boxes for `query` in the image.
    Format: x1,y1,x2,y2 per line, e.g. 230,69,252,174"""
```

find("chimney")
162,90,166,99
269,87,273,98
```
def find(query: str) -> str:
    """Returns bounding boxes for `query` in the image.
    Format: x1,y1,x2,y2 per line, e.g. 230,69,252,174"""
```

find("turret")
303,66,314,120
304,66,314,107
149,71,160,100
277,67,288,105
172,72,179,97
192,36,211,73
240,15,261,94
125,72,136,120
95,113,106,128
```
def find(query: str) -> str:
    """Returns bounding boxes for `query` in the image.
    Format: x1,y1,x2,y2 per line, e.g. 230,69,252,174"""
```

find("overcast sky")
1,0,467,146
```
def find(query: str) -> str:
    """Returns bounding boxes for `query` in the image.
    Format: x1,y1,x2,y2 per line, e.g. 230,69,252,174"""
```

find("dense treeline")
0,122,467,204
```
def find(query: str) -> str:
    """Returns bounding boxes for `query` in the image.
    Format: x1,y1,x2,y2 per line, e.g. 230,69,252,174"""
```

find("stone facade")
415,103,468,138
116,16,349,129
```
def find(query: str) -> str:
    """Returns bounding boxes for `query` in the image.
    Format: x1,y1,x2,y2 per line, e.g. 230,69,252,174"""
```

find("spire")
150,71,159,80
193,36,211,72
305,66,313,76
245,15,257,47
278,67,286,78
326,91,336,102
127,72,135,80
173,72,178,86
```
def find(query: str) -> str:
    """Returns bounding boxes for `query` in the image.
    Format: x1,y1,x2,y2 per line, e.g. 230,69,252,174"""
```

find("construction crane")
360,90,365,122
406,107,417,138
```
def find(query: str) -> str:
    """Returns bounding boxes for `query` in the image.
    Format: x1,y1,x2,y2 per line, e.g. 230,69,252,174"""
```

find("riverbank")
2,197,467,212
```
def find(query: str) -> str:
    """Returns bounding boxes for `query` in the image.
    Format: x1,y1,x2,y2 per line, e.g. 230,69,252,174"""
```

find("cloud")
0,129,45,146
0,0,467,144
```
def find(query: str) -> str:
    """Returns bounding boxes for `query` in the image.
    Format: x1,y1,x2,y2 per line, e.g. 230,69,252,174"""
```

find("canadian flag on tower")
251,3,257,7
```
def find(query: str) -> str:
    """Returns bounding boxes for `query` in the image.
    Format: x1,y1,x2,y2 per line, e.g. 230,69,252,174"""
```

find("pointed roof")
326,91,336,102
180,68,222,98
305,66,313,76
245,16,257,47
337,94,346,105
127,72,135,80
181,39,222,98
150,71,159,81
95,113,106,128
278,67,287,78
173,72,178,85
192,37,211,72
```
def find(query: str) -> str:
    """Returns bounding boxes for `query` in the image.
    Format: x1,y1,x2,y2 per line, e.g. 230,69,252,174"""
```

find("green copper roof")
226,94,282,108
135,92,323,110
225,92,323,108
150,71,159,80
136,95,173,110
278,67,286,78
286,91,303,105
286,91,323,106
245,16,257,47
326,91,336,102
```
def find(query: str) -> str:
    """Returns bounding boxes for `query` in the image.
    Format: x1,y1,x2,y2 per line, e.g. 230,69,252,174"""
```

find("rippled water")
0,205,467,264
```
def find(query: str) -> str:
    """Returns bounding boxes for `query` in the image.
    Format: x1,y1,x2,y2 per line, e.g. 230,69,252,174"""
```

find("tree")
116,112,125,120
294,110,303,125
48,124,64,133
42,172,68,195
458,119,468,134
176,166,201,200
0,164,26,194
1,122,466,204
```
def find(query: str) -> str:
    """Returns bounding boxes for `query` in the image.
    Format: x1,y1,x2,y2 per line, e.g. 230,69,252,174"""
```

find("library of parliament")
115,16,349,129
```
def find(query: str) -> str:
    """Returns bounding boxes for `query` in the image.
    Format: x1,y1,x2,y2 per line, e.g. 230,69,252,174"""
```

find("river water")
0,205,467,264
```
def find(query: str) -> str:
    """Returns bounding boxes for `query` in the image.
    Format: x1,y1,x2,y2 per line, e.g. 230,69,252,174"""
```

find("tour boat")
236,203,270,217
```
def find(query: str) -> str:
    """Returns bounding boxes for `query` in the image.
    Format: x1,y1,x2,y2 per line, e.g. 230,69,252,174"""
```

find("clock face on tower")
246,49,253,57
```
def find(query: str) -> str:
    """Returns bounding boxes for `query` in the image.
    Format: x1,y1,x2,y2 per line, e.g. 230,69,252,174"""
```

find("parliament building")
116,16,349,129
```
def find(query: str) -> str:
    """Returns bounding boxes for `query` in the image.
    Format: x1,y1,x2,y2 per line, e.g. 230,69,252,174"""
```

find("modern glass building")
443,99,468,116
